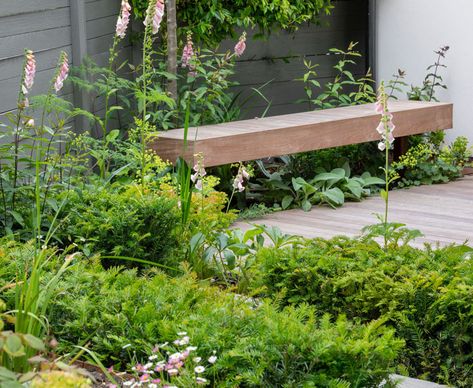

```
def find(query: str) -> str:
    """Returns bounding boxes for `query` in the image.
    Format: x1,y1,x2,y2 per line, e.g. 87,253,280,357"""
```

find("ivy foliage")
130,0,334,46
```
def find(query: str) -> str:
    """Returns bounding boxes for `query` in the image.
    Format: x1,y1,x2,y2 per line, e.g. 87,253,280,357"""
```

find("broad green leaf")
322,187,345,206
282,195,294,210
363,177,385,186
106,129,120,142
243,228,263,243
301,200,312,212
4,334,25,357
344,180,363,198
22,334,45,351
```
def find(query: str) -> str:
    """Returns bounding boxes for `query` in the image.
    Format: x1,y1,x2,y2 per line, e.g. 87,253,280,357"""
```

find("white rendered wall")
375,0,473,142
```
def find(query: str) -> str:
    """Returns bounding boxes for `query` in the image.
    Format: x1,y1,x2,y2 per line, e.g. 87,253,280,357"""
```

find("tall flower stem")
102,38,120,140
383,136,389,248
141,24,150,190
375,81,395,250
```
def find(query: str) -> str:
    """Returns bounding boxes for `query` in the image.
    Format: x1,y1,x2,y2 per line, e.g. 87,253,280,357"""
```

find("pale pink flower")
234,32,247,57
233,165,249,192
54,52,69,93
192,157,206,191
374,101,384,114
196,377,208,385
375,84,395,151
23,50,36,93
182,33,194,69
167,368,179,376
25,118,35,127
116,0,132,39
208,355,217,364
144,0,165,35
140,374,150,382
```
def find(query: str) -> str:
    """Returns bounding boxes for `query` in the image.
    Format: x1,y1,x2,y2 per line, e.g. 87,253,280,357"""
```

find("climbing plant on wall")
131,0,334,47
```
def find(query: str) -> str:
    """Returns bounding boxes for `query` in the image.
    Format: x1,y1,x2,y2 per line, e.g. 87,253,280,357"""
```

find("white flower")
378,142,386,151
148,355,158,361
144,362,153,370
177,331,187,336
123,381,134,387
186,346,198,351
167,368,179,376
179,336,190,345
193,357,202,363
196,377,208,385
194,366,205,374
208,355,217,364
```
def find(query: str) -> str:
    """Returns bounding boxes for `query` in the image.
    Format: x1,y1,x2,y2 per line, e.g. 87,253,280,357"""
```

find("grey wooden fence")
0,0,125,118
232,0,369,119
0,0,368,123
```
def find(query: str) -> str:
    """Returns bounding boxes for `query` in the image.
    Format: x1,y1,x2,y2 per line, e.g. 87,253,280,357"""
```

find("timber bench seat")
152,101,453,167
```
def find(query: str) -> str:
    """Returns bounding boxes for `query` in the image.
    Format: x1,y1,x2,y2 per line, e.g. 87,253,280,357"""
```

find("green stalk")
103,38,119,140
140,20,151,190
384,137,389,249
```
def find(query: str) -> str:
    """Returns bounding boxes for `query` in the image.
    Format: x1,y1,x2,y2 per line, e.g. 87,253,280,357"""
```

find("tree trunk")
166,0,178,101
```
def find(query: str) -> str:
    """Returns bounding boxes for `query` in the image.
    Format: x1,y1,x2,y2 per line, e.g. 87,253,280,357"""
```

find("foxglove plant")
53,52,69,93
11,50,36,211
144,0,165,35
191,155,206,192
226,163,250,212
138,0,166,189
234,32,247,57
100,0,132,145
116,0,132,39
375,82,396,249
5,52,76,373
182,32,196,77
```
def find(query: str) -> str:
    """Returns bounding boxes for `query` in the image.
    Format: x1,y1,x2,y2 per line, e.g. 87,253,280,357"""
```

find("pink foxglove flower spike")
182,32,194,69
234,32,247,57
144,0,165,35
375,84,395,151
233,165,250,192
23,49,36,94
116,0,132,39
182,32,197,77
54,52,69,93
191,154,206,191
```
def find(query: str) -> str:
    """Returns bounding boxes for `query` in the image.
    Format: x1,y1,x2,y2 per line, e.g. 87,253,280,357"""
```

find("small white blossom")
208,355,217,364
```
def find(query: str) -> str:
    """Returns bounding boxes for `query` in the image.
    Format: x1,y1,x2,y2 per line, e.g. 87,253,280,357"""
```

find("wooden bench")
151,101,453,167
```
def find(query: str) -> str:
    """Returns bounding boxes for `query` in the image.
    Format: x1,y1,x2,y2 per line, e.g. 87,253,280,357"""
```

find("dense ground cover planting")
1,0,472,387
250,236,473,386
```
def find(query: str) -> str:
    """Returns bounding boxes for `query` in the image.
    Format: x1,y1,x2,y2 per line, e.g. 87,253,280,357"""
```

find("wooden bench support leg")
393,136,409,160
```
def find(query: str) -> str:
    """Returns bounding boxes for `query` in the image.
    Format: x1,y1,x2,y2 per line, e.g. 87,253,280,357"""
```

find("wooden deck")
234,176,473,247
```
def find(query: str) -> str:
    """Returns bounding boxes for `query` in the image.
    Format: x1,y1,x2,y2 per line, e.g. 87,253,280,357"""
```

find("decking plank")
234,176,473,248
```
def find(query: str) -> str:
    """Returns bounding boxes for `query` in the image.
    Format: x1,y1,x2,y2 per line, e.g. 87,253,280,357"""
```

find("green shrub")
55,186,180,268
47,261,402,387
251,237,473,386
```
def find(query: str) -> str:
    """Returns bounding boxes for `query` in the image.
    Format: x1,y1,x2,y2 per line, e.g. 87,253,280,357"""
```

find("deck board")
152,101,453,167
234,176,473,247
